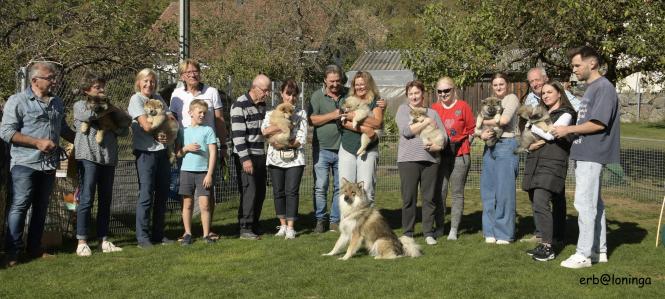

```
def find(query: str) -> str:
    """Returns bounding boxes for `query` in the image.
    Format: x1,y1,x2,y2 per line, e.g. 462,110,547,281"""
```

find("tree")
0,0,169,101
404,0,665,86
152,0,388,85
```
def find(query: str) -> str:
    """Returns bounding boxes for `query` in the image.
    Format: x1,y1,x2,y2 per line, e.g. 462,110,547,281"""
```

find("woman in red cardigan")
431,76,475,240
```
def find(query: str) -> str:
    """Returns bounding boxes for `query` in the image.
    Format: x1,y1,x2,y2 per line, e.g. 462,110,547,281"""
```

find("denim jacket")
0,87,69,170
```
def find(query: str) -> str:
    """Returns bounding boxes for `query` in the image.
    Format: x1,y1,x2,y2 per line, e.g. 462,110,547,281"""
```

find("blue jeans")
76,160,115,240
573,161,607,257
313,149,340,224
5,165,55,257
480,138,519,241
134,150,170,244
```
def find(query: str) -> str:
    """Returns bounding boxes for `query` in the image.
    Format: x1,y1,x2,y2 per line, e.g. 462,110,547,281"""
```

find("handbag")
279,149,297,161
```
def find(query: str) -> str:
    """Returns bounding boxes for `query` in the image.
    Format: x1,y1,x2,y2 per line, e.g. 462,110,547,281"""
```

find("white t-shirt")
170,84,223,131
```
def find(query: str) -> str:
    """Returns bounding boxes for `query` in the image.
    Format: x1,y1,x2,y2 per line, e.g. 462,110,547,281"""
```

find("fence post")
300,81,305,109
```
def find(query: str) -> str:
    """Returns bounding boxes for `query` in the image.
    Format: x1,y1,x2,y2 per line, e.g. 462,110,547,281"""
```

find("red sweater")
432,100,475,156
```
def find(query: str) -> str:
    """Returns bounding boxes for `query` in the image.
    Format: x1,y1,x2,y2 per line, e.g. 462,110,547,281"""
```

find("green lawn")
1,189,663,297
621,122,665,140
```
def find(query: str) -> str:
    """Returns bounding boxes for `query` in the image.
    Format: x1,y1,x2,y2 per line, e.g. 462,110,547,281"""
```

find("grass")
621,122,665,140
1,189,664,297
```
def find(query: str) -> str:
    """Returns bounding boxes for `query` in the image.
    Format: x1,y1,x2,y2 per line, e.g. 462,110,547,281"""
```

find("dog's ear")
341,177,350,186
356,181,364,190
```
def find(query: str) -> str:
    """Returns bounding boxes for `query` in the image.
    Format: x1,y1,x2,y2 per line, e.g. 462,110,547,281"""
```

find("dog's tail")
398,236,422,258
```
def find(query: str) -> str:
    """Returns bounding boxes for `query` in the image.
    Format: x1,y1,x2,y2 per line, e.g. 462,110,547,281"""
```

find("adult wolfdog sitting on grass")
323,178,422,260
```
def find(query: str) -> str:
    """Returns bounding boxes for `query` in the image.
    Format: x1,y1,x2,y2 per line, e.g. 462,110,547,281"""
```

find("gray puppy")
515,105,553,153
474,97,503,147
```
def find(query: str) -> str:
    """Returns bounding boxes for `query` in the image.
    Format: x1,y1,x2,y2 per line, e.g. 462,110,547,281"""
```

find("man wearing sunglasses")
1,62,75,267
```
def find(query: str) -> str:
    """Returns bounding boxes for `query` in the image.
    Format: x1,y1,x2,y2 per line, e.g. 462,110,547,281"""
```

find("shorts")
178,171,212,197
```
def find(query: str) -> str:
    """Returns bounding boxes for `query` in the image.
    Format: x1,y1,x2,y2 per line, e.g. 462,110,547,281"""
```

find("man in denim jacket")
0,62,74,267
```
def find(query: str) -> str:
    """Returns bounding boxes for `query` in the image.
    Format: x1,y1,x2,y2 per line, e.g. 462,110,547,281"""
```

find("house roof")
349,50,408,71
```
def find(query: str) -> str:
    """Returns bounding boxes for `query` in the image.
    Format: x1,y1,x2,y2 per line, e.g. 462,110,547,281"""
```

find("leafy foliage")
404,0,665,86
0,0,169,101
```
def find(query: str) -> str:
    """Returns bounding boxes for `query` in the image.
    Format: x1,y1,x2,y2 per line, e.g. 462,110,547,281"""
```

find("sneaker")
101,241,123,253
485,237,496,244
590,252,608,263
285,227,296,239
519,235,542,243
275,225,287,237
240,231,260,240
526,243,545,256
181,234,193,246
496,240,510,245
447,229,458,241
329,222,339,232
76,244,92,257
160,237,175,245
560,253,592,269
314,220,328,233
532,244,555,261
425,236,437,245
137,241,154,249
202,235,216,244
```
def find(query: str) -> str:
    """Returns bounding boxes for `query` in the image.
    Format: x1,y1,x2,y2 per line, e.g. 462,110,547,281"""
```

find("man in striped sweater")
231,74,270,240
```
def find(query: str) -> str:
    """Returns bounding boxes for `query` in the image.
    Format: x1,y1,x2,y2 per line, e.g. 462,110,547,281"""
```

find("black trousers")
234,154,267,231
398,161,441,237
269,165,304,221
529,188,566,244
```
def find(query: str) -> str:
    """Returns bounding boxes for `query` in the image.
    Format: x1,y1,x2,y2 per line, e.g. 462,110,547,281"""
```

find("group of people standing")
2,45,619,270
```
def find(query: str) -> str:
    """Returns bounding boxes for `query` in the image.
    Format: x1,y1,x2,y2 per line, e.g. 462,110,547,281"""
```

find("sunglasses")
436,88,453,95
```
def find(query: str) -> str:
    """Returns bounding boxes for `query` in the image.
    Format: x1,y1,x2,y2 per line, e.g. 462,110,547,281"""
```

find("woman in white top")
261,79,307,239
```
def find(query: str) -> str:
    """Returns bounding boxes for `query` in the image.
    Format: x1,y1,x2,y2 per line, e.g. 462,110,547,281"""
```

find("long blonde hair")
349,71,379,100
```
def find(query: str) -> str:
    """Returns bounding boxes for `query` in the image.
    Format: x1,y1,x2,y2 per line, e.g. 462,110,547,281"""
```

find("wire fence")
4,67,665,242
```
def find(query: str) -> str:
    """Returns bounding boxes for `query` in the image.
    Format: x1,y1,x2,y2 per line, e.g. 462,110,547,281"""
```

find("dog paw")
338,256,349,261
322,252,333,256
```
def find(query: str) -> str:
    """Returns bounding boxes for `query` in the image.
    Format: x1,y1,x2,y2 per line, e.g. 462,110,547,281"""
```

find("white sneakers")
495,240,510,245
591,252,608,263
560,252,608,269
425,236,437,245
276,225,295,239
102,241,123,253
76,244,92,257
275,225,287,237
485,237,496,244
77,241,123,256
285,227,296,239
560,253,592,269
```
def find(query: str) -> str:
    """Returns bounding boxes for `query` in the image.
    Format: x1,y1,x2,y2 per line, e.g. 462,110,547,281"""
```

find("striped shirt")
231,93,266,162
395,103,448,163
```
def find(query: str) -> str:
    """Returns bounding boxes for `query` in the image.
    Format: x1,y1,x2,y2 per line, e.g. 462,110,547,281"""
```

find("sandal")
206,232,220,240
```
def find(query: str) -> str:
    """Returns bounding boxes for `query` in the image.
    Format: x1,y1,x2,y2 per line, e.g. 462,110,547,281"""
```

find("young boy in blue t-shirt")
177,99,218,245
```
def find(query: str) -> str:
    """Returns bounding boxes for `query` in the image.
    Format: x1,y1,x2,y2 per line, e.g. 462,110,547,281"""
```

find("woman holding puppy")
261,79,307,239
479,72,520,245
128,68,174,248
338,71,386,204
431,77,475,241
72,73,128,256
522,81,576,261
396,80,448,245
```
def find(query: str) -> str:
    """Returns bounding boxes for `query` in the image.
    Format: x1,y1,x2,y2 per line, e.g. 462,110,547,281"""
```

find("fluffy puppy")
80,95,132,144
341,96,381,156
409,107,445,149
473,96,504,147
515,105,553,153
144,99,179,163
323,178,422,260
267,102,295,149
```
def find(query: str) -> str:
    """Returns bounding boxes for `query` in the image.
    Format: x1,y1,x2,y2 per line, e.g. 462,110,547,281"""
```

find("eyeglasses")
257,86,272,93
183,70,200,76
35,76,57,82
436,88,453,95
